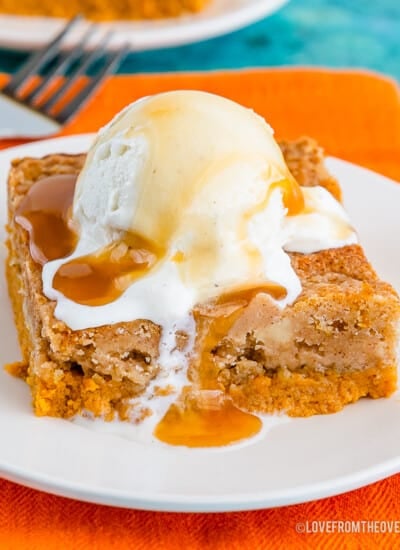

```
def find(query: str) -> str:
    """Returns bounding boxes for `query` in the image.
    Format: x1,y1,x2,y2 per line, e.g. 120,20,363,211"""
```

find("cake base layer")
228,364,396,417
6,255,142,421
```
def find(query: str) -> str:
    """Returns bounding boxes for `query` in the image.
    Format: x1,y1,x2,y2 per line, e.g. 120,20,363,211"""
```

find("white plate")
0,0,288,51
0,134,400,512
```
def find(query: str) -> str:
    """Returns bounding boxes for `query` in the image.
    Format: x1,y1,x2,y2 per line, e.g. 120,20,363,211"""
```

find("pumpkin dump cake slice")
0,0,209,20
5,92,400,448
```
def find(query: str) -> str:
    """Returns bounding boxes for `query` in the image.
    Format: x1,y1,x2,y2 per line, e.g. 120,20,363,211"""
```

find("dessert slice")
6,140,398,420
5,92,399,447
0,0,209,21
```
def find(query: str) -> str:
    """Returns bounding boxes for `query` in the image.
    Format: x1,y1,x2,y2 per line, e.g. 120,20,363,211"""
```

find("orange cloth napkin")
1,68,400,549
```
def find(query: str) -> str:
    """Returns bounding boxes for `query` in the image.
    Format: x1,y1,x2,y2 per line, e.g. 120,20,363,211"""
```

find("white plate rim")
0,133,399,513
1,454,400,512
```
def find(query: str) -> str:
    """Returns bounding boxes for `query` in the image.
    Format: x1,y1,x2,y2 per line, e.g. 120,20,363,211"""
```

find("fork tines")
1,16,128,125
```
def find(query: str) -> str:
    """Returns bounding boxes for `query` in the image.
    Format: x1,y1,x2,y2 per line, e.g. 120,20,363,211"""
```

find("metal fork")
0,15,128,138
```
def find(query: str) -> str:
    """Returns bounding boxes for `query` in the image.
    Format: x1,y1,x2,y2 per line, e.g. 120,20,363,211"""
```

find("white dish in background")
0,134,399,512
0,0,288,51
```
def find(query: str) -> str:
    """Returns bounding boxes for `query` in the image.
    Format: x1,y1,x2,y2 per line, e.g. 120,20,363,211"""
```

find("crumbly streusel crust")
5,138,400,419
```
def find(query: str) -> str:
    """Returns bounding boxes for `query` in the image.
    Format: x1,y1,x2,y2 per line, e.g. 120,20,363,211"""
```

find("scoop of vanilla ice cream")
72,90,294,293
73,90,287,241
42,91,357,332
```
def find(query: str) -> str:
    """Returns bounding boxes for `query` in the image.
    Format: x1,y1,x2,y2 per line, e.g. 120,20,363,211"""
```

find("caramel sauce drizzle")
15,174,77,265
155,284,286,447
15,174,162,307
271,176,304,216
154,390,262,448
53,236,162,307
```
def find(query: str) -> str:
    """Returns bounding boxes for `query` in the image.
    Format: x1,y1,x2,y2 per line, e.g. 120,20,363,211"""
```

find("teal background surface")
0,0,399,79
